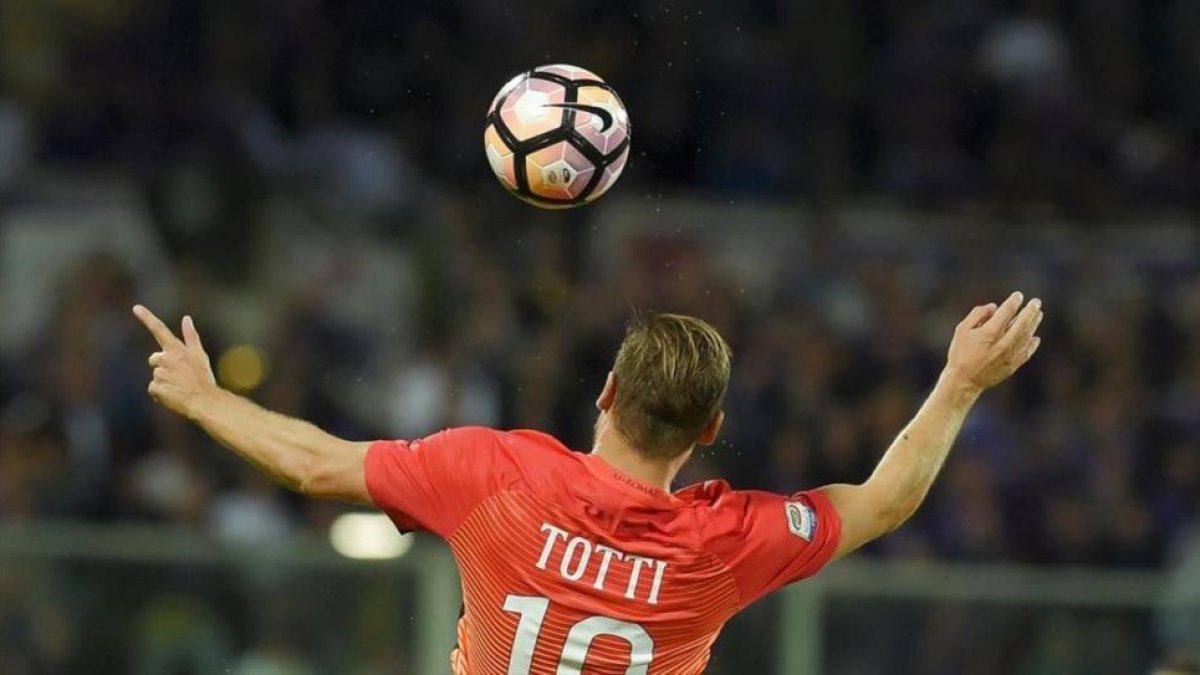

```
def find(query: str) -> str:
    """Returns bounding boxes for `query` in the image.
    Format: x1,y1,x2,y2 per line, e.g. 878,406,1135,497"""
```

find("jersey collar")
581,454,679,505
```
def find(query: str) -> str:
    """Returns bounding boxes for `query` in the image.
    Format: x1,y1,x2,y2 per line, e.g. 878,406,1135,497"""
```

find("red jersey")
365,427,841,675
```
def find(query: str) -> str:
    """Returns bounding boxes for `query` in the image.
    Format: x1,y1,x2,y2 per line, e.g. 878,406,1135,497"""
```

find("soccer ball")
484,64,631,209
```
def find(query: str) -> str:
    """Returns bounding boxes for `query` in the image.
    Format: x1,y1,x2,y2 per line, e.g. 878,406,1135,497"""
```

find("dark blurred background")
1,0,1199,673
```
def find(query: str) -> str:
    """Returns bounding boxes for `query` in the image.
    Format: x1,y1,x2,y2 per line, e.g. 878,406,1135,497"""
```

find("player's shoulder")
418,426,571,453
673,480,819,546
672,478,746,510
674,482,842,605
486,427,581,468
448,426,585,480
498,428,576,454
671,479,753,536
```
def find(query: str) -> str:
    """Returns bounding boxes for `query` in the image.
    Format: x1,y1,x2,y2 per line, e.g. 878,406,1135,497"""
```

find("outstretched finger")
1013,335,1043,369
182,315,204,350
997,299,1042,352
959,303,998,331
133,305,181,349
981,291,1024,335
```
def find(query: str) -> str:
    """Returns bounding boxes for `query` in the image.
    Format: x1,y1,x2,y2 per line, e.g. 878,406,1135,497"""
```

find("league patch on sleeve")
785,501,817,541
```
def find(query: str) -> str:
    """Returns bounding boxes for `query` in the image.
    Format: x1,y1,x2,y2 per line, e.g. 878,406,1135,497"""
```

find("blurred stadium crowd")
2,0,1200,673
1,0,1199,214
7,208,1200,571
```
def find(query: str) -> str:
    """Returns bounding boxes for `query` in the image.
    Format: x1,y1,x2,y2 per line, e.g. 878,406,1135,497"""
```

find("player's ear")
596,372,617,412
696,410,725,446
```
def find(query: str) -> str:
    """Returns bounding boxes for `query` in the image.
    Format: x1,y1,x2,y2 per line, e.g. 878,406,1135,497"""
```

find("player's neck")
591,419,688,493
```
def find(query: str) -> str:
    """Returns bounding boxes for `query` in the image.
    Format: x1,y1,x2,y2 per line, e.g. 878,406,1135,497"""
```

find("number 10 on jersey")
503,595,654,674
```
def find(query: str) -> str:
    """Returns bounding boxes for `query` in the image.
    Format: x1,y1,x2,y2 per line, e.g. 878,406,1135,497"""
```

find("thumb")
181,315,204,350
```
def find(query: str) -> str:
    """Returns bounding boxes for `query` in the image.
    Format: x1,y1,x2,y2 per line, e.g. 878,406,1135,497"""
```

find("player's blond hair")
611,312,732,459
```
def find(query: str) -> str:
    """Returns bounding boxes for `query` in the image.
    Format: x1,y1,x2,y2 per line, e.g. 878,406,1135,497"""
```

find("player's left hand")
133,305,218,419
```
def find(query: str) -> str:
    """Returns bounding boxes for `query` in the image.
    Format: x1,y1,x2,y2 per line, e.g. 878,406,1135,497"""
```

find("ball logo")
543,102,615,133
546,167,572,185
785,501,816,541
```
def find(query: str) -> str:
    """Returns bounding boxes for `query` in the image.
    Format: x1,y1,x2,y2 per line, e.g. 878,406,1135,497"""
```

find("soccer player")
132,291,1042,674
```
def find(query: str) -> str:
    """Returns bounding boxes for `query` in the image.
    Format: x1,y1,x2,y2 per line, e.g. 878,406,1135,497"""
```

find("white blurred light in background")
329,513,412,559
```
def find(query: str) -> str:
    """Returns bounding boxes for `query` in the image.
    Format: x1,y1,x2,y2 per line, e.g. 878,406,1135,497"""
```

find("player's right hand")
943,291,1043,394
133,304,219,420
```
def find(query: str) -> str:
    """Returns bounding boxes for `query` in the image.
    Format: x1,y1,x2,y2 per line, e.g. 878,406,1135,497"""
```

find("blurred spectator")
0,562,72,675
1160,527,1200,656
229,591,317,675
978,0,1071,102
0,100,32,193
228,648,314,675
209,468,295,546
131,595,232,675
0,396,70,521
124,414,211,526
1154,652,1200,675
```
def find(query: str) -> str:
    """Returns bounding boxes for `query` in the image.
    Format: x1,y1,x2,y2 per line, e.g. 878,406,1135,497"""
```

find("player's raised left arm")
820,292,1043,561
133,305,371,504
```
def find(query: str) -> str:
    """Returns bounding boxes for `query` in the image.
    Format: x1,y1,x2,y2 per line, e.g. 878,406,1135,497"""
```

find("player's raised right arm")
132,305,372,504
820,292,1043,560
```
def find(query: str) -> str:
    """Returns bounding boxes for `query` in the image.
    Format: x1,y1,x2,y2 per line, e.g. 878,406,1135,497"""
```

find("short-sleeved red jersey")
366,427,841,674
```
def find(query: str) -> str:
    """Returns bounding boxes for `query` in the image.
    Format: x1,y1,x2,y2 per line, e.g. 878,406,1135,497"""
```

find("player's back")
365,427,841,675
448,431,740,674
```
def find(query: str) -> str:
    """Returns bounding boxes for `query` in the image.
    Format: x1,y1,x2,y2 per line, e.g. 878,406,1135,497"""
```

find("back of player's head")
611,312,731,459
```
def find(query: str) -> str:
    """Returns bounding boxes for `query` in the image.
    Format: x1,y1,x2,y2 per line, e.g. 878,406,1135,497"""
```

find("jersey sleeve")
712,488,842,607
364,426,503,538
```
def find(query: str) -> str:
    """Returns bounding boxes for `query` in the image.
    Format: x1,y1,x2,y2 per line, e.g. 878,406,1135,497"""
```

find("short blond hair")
611,312,732,458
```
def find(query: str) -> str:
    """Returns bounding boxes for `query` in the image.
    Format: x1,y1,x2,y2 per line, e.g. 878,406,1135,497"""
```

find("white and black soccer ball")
484,64,631,209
